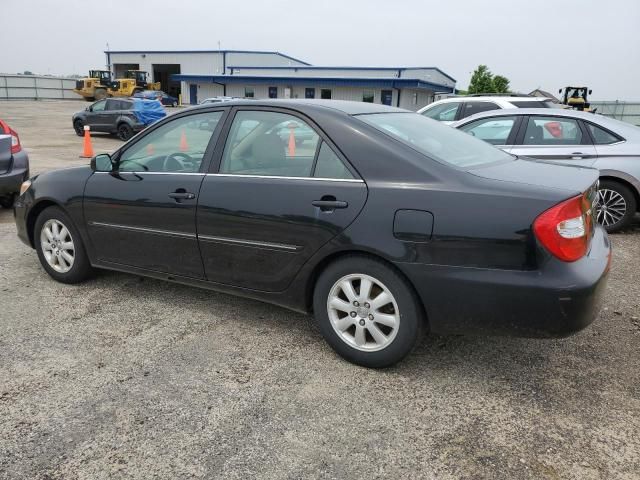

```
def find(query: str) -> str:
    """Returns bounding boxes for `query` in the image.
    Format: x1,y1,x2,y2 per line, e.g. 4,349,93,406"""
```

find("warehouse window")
321,89,332,99
305,88,315,99
362,90,375,103
268,87,277,99
244,87,254,98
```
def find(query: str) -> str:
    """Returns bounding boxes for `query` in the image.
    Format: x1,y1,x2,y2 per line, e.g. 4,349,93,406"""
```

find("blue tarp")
132,98,166,125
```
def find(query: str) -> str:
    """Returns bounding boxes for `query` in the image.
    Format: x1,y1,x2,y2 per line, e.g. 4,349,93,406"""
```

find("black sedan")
15,100,610,368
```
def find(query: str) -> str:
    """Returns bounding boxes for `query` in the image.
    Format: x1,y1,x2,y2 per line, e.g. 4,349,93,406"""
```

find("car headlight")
19,180,32,196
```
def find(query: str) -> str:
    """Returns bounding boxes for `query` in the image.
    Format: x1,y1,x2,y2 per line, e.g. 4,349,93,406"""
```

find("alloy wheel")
327,273,400,352
596,188,627,228
40,219,75,273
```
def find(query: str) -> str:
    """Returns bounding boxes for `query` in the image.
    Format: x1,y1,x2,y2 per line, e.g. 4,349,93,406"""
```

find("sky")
2,0,639,100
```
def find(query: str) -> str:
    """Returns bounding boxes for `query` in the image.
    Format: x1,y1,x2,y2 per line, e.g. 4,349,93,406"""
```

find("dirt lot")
1,100,639,479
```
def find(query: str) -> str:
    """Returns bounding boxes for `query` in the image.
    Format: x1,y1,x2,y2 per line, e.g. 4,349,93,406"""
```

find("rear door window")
522,116,583,145
459,116,517,145
220,111,320,177
460,101,500,119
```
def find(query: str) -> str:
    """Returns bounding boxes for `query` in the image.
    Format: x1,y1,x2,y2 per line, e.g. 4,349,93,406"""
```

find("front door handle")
168,190,195,201
571,152,584,160
312,196,348,212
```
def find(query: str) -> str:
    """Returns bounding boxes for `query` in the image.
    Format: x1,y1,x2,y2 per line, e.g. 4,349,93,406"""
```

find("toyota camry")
14,100,611,367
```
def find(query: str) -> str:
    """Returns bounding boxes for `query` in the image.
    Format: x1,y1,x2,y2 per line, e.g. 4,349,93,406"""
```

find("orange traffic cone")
287,123,296,157
80,125,95,158
180,130,189,152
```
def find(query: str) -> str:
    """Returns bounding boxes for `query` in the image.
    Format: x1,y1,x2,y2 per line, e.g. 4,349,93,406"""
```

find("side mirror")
91,153,115,172
588,89,593,95
558,89,562,94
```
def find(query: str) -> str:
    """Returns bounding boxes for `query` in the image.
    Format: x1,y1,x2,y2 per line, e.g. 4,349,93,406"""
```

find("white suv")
418,96,558,125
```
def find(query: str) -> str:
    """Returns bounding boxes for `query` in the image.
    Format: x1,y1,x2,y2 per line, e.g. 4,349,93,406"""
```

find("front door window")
118,111,224,172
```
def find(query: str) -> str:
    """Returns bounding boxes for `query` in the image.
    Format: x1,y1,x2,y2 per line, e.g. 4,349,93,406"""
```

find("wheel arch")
26,199,64,248
304,249,430,329
599,174,640,212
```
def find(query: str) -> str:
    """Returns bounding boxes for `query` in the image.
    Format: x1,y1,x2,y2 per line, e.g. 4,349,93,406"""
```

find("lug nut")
350,311,357,317
364,302,370,308
353,301,359,307
359,319,366,326
368,314,374,320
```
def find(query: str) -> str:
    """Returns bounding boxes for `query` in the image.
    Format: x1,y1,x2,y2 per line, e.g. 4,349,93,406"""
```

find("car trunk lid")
0,135,13,175
468,157,599,197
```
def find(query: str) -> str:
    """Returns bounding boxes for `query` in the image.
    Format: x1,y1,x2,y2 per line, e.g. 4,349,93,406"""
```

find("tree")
467,65,511,94
467,65,495,94
493,75,510,94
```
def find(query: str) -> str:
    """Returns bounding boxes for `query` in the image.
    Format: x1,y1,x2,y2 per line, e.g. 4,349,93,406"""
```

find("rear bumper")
0,167,28,196
397,226,611,338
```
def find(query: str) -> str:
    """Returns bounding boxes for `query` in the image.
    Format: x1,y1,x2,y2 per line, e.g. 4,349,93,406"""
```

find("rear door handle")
168,191,195,200
571,152,584,160
312,199,348,211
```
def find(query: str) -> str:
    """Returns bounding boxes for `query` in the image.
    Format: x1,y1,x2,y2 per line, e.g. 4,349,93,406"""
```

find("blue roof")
105,50,310,66
226,65,456,83
171,74,454,93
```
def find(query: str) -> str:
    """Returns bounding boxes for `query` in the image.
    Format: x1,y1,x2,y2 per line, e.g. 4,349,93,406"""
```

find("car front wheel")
313,256,424,368
73,119,84,136
596,180,637,233
34,206,94,284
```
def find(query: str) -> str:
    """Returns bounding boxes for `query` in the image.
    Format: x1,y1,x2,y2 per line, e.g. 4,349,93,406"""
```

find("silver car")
452,109,640,232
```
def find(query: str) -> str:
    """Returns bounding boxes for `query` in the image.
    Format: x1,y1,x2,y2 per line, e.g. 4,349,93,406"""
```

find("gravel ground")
1,101,639,479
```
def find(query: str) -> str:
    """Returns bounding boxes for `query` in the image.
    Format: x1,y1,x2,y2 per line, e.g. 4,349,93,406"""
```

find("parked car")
15,100,610,368
72,98,166,141
0,119,30,208
134,90,179,107
199,96,238,105
452,109,640,232
418,95,558,125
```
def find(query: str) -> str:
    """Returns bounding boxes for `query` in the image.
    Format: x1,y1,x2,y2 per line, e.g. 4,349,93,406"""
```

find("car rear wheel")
73,119,84,136
117,123,134,141
34,206,94,284
313,256,424,368
596,180,637,233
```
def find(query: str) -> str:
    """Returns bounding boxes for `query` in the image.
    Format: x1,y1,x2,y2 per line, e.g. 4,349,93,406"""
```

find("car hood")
468,157,599,196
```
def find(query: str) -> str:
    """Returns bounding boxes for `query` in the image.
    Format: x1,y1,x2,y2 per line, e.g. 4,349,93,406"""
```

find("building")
105,50,456,110
529,89,561,103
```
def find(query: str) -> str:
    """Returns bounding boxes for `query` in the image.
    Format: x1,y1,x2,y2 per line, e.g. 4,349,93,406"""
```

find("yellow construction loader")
559,86,593,112
73,70,161,101
73,70,116,101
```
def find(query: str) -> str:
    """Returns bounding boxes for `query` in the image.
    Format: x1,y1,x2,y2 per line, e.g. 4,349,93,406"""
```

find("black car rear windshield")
511,101,554,108
357,112,513,168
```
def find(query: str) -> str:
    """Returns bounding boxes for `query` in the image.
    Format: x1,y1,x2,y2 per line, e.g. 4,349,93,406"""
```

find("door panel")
197,176,367,291
84,172,206,277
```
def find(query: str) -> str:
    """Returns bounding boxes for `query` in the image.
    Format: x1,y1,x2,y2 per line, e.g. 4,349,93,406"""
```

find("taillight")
0,120,22,154
533,192,593,262
9,127,21,154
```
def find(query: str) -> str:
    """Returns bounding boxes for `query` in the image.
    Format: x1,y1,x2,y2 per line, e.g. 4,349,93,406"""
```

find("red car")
0,119,29,208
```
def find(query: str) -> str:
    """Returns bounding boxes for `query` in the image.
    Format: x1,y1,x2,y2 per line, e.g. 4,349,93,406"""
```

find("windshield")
357,112,513,168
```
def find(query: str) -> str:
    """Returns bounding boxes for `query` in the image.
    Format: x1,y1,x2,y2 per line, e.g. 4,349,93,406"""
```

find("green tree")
493,75,510,94
467,65,495,94
467,65,511,94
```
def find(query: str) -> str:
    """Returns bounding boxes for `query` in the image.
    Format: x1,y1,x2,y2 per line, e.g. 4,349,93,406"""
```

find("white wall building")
106,50,456,110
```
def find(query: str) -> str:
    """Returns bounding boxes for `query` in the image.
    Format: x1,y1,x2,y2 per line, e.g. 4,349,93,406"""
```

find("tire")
596,180,637,233
73,119,84,136
313,255,425,368
172,101,178,107
0,194,15,209
94,88,107,100
34,206,94,284
117,123,134,141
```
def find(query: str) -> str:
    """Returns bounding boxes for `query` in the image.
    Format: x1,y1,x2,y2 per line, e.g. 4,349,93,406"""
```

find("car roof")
452,108,640,138
190,99,409,115
436,96,551,103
